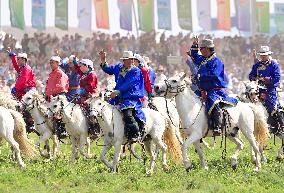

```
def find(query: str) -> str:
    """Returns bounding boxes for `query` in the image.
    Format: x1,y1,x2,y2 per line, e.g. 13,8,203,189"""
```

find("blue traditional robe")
101,63,146,122
61,61,81,103
249,59,281,115
189,44,238,114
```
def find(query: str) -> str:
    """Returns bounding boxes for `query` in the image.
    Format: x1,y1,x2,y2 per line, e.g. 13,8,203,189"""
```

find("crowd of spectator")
0,30,284,95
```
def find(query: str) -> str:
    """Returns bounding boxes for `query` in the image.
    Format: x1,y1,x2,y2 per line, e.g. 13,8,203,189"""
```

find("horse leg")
227,135,244,170
144,140,155,176
182,133,201,172
242,131,261,171
153,137,169,172
86,137,94,158
52,134,60,158
79,135,93,159
6,136,25,168
70,136,78,161
111,140,123,173
36,132,51,158
276,143,284,161
193,141,208,170
100,137,112,169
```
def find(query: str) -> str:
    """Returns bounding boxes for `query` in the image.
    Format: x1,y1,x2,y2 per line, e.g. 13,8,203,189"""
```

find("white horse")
0,106,37,168
46,95,94,161
88,96,180,175
103,82,184,161
18,90,60,159
244,81,284,160
155,74,270,172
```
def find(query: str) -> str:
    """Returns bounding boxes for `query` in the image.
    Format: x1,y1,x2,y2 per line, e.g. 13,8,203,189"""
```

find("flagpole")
132,0,139,37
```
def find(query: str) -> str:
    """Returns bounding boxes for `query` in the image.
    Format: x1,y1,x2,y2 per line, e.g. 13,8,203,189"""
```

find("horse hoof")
146,170,153,177
276,156,283,161
162,164,170,172
204,166,209,171
231,164,237,170
185,165,193,172
254,167,260,172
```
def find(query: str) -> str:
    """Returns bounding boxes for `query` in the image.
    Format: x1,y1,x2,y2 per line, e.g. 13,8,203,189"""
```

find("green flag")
55,0,68,30
9,0,25,29
137,0,154,32
177,0,192,30
256,2,270,33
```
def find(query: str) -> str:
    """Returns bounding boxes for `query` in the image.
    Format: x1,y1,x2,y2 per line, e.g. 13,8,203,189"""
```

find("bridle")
164,79,187,97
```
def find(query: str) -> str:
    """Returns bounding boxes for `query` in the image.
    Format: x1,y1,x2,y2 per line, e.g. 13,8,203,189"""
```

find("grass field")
1,135,284,193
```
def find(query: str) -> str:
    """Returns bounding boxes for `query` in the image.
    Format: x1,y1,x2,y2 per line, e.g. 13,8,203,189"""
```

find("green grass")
1,136,284,193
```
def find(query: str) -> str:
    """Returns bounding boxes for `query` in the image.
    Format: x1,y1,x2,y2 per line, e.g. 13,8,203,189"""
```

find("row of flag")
8,0,284,34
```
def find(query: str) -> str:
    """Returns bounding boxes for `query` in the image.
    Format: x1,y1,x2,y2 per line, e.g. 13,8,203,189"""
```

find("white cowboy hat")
257,46,273,55
50,56,61,63
200,39,215,48
120,51,135,60
80,59,93,70
17,53,28,60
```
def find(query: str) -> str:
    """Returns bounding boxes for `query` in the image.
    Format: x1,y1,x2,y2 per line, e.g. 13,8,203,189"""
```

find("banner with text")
256,2,270,33
118,0,133,31
274,3,284,35
157,0,172,30
94,0,109,29
32,0,46,30
235,0,251,31
216,0,231,31
177,0,192,30
9,0,25,29
55,0,68,30
196,0,211,31
78,0,92,31
137,0,154,32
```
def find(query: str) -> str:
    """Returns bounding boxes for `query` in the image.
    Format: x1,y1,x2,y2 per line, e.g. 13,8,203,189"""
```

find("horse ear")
180,73,187,81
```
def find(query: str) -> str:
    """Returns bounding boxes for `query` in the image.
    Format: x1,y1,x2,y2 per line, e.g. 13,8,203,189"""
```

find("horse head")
88,95,105,119
46,95,66,118
244,81,260,103
154,73,187,97
18,90,39,111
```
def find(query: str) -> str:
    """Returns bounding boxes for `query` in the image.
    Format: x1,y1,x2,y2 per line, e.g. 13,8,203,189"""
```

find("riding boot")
122,108,140,143
23,110,35,134
210,106,223,136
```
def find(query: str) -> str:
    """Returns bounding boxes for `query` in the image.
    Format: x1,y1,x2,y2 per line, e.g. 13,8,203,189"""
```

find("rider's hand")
110,90,120,99
7,47,16,58
99,50,106,63
192,35,199,45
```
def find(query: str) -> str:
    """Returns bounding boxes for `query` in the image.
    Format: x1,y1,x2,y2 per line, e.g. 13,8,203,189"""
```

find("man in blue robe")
188,38,238,136
99,50,145,142
249,46,284,137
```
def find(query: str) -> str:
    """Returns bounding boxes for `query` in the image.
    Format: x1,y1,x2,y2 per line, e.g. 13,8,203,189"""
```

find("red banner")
217,0,231,31
94,0,109,29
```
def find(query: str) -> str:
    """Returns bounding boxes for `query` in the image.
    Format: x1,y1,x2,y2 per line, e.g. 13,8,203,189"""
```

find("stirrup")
213,129,222,136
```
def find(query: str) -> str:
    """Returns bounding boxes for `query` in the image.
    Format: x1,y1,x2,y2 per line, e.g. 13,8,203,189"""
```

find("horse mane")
0,92,18,110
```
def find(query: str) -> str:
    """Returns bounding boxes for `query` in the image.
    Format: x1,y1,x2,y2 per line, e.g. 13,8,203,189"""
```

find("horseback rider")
60,55,81,103
249,46,284,137
99,50,145,143
188,37,238,136
72,58,98,103
133,54,154,107
8,50,37,133
45,55,69,138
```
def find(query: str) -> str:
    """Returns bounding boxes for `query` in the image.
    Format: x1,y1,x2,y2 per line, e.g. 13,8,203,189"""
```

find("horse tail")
163,119,182,163
248,104,270,146
9,109,38,158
